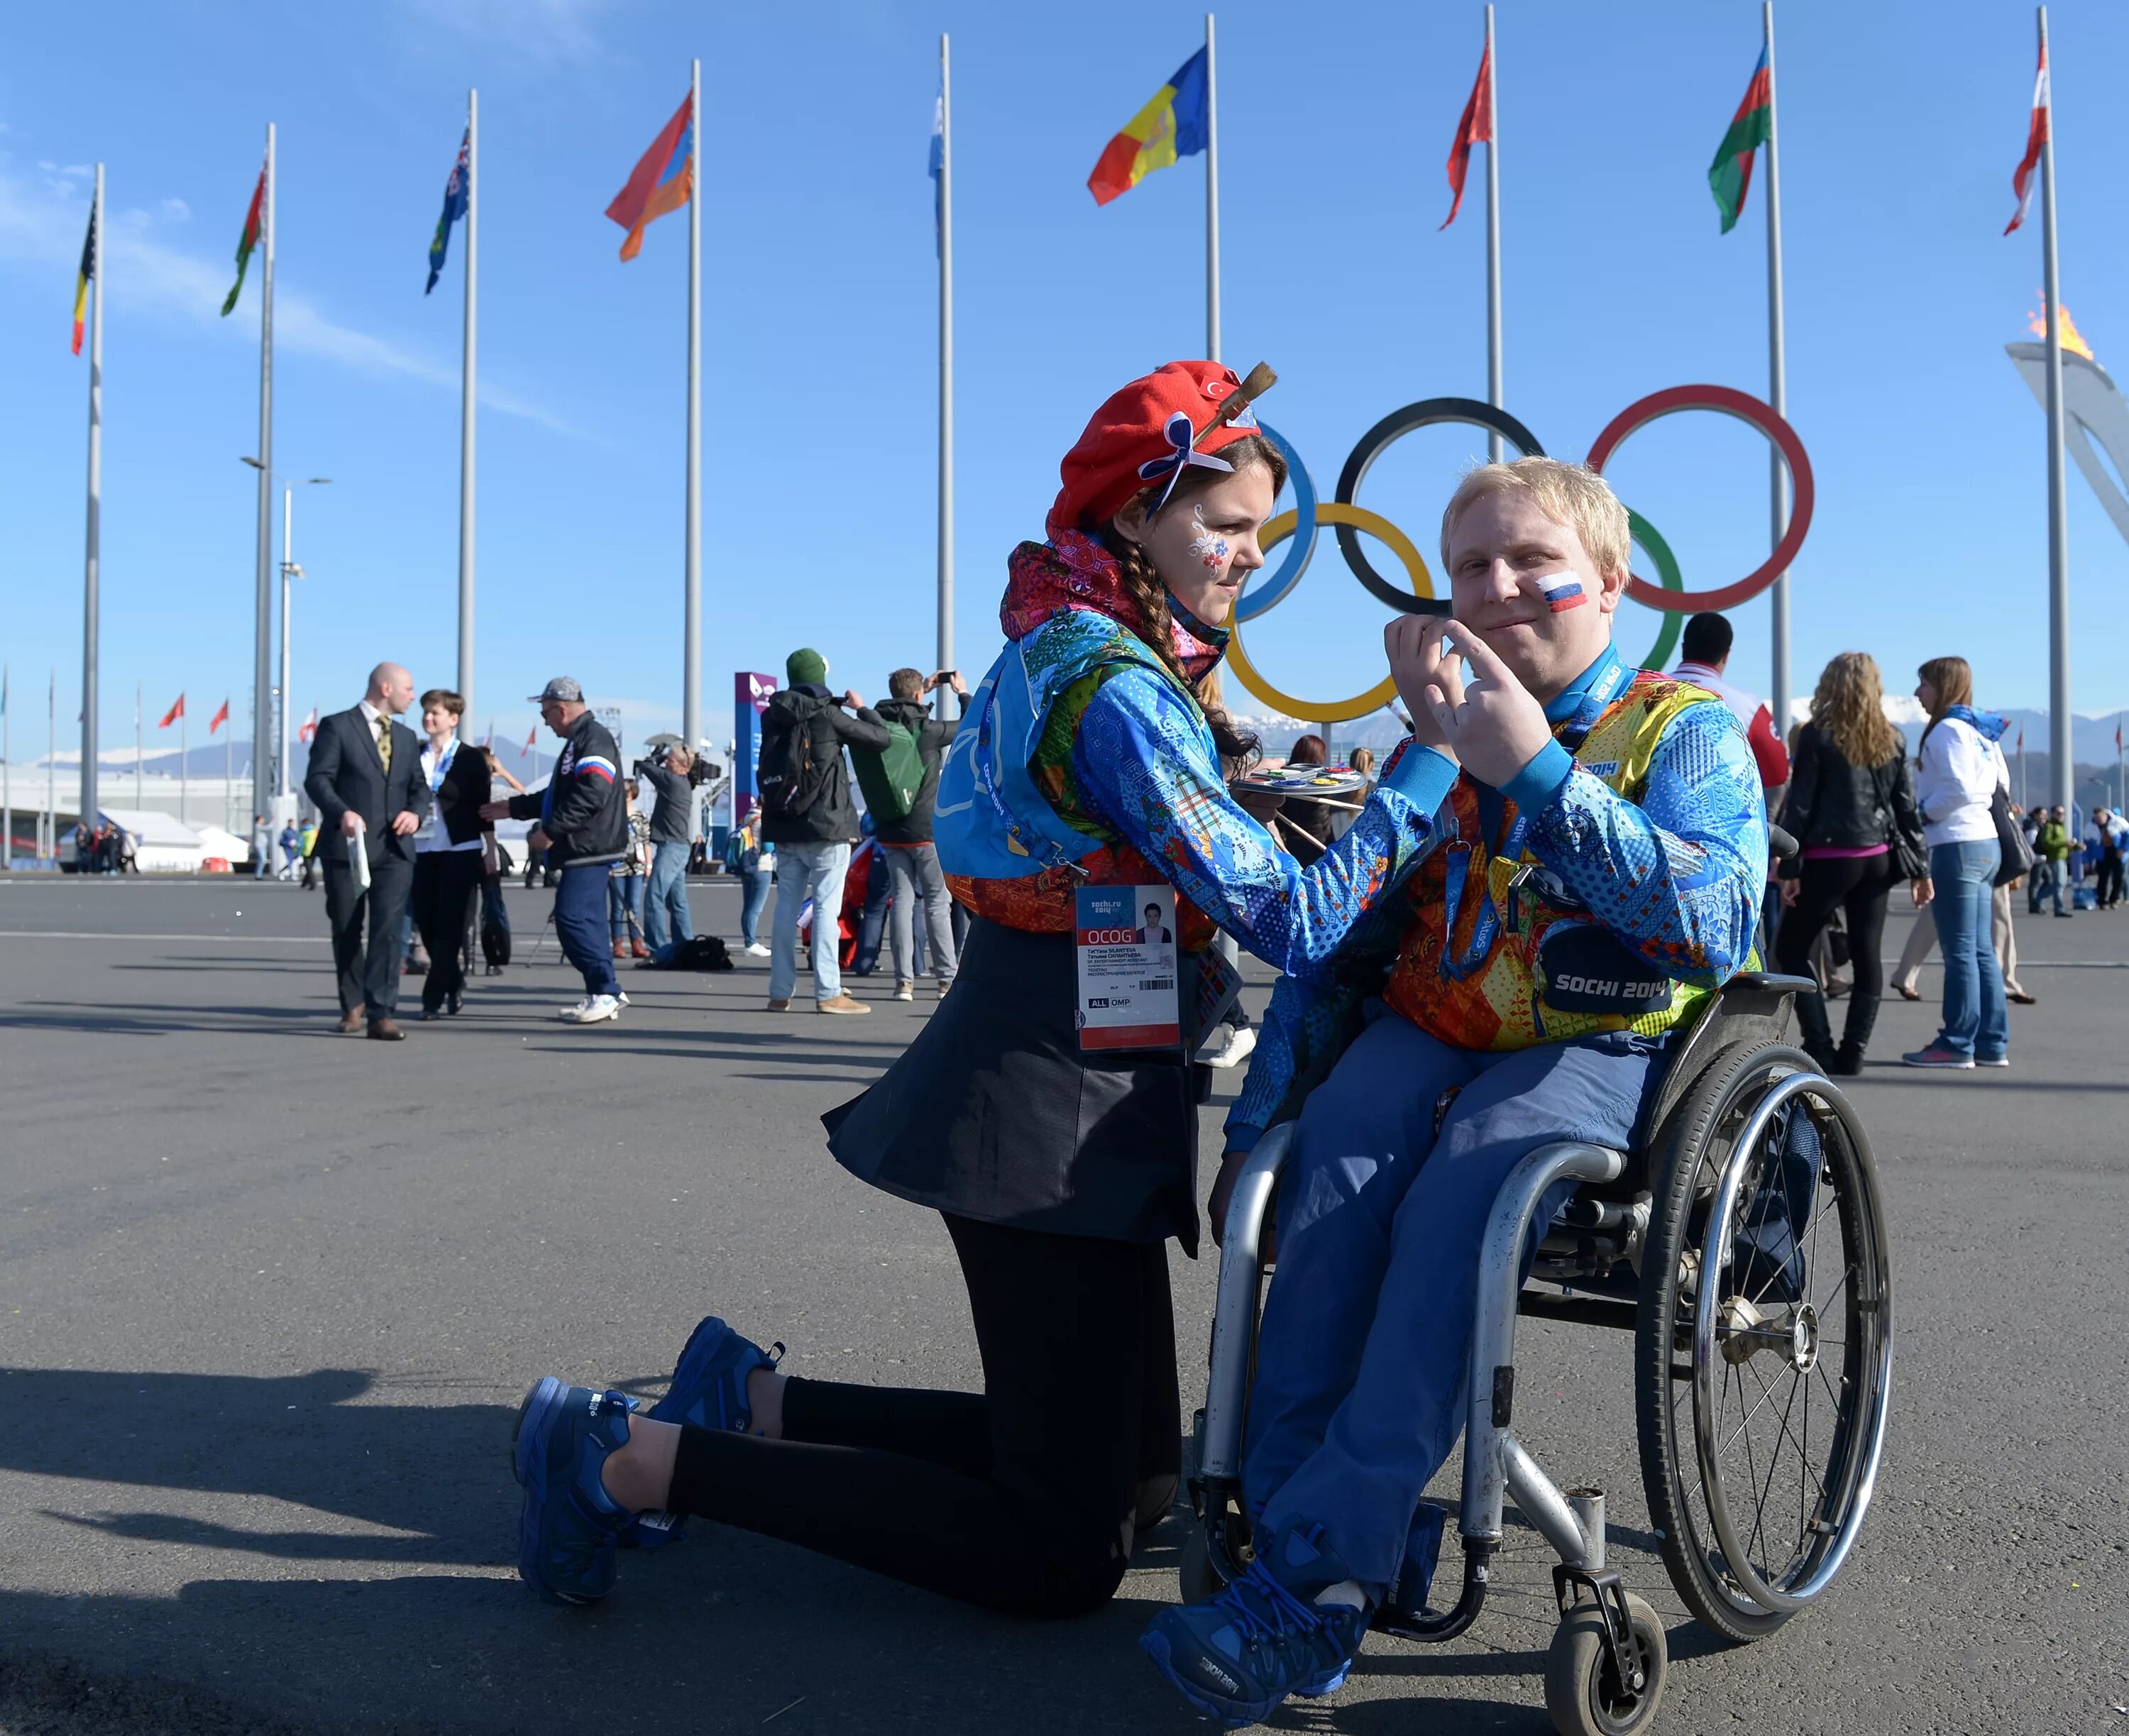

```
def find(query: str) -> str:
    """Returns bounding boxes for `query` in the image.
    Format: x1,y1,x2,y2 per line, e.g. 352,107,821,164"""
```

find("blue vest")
936,609,1195,883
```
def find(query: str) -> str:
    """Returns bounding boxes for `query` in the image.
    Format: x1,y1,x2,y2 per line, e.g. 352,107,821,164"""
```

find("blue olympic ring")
1233,421,1318,621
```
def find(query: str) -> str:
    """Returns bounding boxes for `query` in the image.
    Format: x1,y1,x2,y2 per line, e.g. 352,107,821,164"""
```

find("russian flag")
1087,48,1209,207
607,93,693,262
1533,571,1587,613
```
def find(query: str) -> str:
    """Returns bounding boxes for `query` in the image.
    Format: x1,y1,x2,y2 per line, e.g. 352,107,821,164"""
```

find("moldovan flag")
1087,48,1209,206
2006,38,2049,234
72,200,97,354
1707,46,1773,234
158,694,185,729
222,159,267,316
208,697,231,735
606,94,693,262
1440,33,1493,229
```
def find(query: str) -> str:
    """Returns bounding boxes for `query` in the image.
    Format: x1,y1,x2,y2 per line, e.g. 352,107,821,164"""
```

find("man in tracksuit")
481,677,628,1024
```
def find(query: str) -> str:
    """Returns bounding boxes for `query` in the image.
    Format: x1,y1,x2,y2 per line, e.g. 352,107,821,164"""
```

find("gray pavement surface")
1,874,2124,1735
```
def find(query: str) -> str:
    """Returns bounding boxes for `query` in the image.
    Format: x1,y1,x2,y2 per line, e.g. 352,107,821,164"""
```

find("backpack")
669,935,733,972
851,720,927,823
757,698,840,821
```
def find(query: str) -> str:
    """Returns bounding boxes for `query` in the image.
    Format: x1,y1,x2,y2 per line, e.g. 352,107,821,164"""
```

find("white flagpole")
1763,2,1792,738
683,58,703,748
252,122,277,830
82,165,104,834
47,671,55,860
4,666,12,863
224,702,233,836
181,698,189,826
1204,13,1221,361
2037,5,2072,812
135,681,142,808
1484,6,1504,463
459,88,479,721
937,33,955,720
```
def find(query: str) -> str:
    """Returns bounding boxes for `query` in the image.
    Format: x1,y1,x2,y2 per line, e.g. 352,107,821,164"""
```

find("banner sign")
733,671,778,825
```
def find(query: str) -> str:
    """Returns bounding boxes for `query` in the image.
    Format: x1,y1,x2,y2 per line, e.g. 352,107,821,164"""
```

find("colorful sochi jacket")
1226,647,1768,1150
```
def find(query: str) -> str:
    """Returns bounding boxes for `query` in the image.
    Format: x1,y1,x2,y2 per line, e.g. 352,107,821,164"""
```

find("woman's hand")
1911,876,1933,908
1779,877,1801,908
1207,1149,1276,1263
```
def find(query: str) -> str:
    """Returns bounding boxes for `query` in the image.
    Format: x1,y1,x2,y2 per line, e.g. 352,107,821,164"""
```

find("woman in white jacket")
1905,656,2010,1069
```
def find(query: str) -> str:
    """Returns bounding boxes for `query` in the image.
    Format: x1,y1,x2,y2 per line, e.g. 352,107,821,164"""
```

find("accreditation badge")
1074,884,1182,1052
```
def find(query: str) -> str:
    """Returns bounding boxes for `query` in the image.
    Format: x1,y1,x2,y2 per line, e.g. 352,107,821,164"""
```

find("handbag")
1869,757,1929,880
1991,785,2035,887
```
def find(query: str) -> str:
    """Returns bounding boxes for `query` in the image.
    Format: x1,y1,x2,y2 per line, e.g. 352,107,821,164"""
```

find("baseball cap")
528,676,584,704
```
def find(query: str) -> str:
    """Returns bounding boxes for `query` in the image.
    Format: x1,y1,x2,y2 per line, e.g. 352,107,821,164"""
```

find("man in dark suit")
303,661,432,1040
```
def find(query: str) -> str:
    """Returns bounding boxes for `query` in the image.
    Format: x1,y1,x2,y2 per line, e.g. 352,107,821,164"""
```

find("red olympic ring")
1584,385,1814,615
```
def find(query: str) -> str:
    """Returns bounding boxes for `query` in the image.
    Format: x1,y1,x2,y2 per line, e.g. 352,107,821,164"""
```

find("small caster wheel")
1544,1591,1668,1736
1177,1522,1227,1605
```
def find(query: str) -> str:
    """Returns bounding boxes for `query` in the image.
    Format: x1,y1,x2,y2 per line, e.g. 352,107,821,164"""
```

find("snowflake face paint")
1531,570,1588,613
1187,507,1231,572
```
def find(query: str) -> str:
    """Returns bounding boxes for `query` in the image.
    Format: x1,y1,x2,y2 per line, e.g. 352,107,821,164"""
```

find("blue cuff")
1377,743,1460,814
1500,740,1575,815
1221,1121,1264,1155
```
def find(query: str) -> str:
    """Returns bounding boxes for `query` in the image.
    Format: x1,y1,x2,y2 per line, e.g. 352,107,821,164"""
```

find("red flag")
2006,38,2049,235
298,706,319,743
605,94,694,263
1440,34,1494,230
158,693,185,728
524,726,538,754
2116,722,2123,752
208,696,230,735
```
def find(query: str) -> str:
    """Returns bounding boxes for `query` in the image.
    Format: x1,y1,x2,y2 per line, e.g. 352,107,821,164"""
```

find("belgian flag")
71,201,95,356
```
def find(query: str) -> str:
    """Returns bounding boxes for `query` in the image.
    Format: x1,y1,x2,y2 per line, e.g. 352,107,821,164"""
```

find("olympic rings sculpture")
1229,386,1813,724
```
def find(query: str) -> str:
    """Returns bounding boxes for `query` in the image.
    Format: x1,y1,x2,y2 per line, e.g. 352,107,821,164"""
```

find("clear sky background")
5,0,2129,763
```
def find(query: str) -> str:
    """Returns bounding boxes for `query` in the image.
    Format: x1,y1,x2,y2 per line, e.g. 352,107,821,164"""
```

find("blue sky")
6,0,2129,764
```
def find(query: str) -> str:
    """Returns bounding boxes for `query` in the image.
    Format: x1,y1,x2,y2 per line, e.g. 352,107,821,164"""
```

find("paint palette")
1233,767,1369,799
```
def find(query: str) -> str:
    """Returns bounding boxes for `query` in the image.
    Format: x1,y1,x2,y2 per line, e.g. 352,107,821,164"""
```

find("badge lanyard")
425,739,458,837
1436,646,1629,982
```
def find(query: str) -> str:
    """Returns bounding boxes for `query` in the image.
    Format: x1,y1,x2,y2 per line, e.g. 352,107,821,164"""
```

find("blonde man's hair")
1438,458,1632,579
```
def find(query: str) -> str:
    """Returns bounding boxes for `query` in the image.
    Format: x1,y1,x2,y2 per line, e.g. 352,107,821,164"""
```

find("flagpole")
224,701,233,836
82,163,104,837
1483,5,1503,463
252,121,277,831
181,698,189,827
683,57,703,749
280,488,292,813
937,33,955,722
1762,1,1792,739
135,681,143,809
4,666,12,864
47,671,55,861
460,87,478,722
2037,4,2072,813
1204,12,1221,361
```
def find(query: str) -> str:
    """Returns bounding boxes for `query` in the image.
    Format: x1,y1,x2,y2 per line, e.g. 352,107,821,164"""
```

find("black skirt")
823,916,1206,1255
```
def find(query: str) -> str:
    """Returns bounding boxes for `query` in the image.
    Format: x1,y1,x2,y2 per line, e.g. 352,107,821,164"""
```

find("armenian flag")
606,93,693,262
72,201,96,355
1707,47,1772,234
1087,48,1209,206
222,158,267,316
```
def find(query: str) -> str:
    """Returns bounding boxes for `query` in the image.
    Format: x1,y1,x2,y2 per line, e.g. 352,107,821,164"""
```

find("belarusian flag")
221,159,266,317
1707,46,1772,234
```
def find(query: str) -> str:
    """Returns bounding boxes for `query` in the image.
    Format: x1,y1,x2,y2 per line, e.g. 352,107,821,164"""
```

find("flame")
2027,295,2097,362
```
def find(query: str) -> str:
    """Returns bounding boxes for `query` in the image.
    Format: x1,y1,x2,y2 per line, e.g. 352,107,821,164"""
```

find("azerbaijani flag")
209,696,231,735
159,694,185,729
606,93,693,262
222,159,267,316
1707,47,1772,234
1087,48,1209,206
2006,38,2049,235
72,201,97,355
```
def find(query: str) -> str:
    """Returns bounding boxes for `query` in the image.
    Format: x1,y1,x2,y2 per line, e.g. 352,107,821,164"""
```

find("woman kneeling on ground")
508,361,1464,1618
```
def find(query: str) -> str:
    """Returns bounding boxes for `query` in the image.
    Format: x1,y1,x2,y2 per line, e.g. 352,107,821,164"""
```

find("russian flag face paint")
1531,571,1588,614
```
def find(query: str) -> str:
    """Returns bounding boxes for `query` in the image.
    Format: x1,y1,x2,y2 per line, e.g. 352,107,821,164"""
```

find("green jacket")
2039,820,2072,862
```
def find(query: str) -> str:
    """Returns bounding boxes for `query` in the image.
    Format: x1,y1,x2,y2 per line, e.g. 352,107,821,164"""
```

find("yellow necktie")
376,715,392,773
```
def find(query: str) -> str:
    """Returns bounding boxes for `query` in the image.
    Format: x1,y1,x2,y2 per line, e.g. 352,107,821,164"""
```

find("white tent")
192,822,252,867
97,806,205,873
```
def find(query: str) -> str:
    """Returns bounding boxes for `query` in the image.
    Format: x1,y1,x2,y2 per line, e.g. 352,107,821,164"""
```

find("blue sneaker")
622,1317,782,1551
1141,1524,1369,1727
511,1377,639,1605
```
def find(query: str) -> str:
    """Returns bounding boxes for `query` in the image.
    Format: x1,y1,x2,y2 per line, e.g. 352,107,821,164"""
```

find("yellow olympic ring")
1224,502,1436,724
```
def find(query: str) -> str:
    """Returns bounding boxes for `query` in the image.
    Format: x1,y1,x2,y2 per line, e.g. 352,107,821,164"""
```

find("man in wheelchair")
1142,458,1768,1726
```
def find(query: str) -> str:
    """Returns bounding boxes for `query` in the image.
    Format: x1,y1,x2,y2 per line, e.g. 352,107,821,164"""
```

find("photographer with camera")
634,742,706,957
858,666,969,1000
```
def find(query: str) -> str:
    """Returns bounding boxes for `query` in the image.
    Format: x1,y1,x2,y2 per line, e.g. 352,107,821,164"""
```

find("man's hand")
1414,621,1553,789
528,828,551,852
340,812,363,839
477,799,512,822
1386,617,1455,764
842,689,865,710
390,810,421,837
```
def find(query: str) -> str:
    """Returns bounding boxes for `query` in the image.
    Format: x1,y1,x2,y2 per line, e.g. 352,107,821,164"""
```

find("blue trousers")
555,862,621,996
1245,1013,1661,1592
739,866,772,946
644,840,693,951
1931,838,2008,1060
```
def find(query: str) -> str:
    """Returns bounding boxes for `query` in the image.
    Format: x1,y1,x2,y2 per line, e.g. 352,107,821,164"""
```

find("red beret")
1047,361,1264,542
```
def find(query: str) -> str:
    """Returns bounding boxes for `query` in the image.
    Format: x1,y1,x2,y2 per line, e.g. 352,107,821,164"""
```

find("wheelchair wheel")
1635,1042,1893,1644
1544,1590,1668,1736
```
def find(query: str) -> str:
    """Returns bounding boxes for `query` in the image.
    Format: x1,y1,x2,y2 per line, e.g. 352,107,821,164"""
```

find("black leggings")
666,1212,1179,1617
1775,855,1893,1038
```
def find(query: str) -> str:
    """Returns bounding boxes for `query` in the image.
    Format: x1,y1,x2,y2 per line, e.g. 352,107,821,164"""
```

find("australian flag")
426,128,471,294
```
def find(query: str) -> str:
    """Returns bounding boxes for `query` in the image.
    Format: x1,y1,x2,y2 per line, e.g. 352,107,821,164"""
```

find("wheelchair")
1182,967,1895,1736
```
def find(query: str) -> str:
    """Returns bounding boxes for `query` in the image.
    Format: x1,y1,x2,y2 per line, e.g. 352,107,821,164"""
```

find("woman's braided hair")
1091,431,1286,771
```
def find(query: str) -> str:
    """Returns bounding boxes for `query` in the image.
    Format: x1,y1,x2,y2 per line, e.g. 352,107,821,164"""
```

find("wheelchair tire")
1543,1590,1667,1736
1634,1042,1893,1645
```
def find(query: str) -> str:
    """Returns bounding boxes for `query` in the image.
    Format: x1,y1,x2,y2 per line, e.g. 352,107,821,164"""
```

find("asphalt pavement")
1,873,2123,1735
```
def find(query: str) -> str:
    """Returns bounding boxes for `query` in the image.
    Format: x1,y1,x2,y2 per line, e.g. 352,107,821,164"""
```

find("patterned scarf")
999,528,1229,684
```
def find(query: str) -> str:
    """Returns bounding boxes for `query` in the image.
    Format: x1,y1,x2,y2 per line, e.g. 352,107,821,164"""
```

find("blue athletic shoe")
621,1316,782,1551
511,1377,639,1605
1141,1524,1369,1727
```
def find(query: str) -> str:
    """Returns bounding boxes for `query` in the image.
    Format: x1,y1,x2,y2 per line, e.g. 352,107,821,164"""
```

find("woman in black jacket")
1774,652,1927,1072
409,688,493,1018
